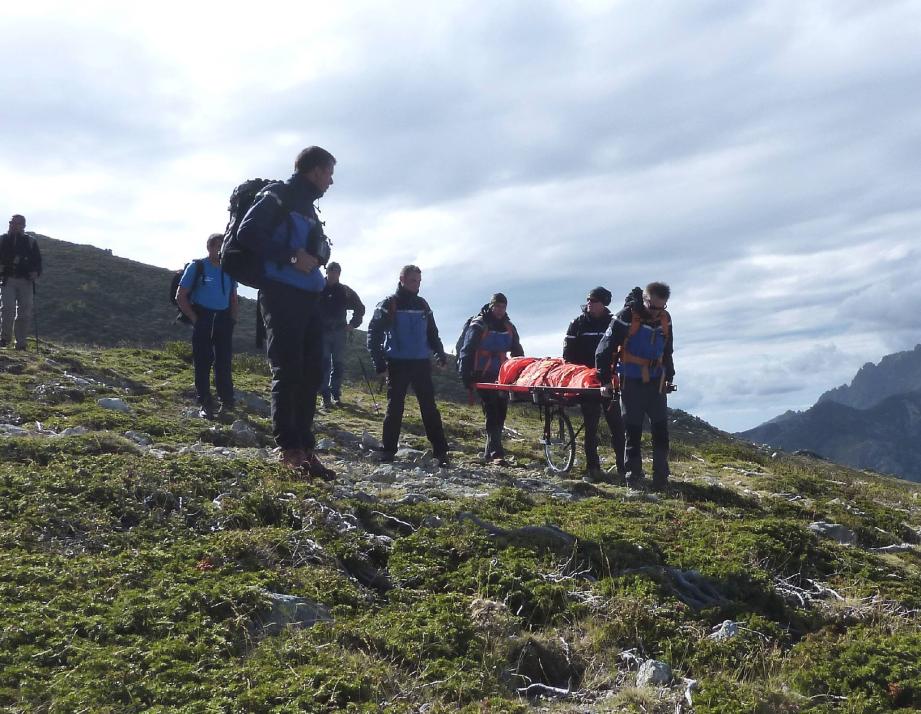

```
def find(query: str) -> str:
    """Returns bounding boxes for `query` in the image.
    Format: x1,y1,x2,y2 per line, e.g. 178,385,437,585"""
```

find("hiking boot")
217,401,235,417
304,451,336,481
280,448,307,469
14,343,26,351
0,338,7,349
436,454,450,468
198,403,216,420
375,447,396,462
582,467,608,484
331,396,342,407
650,476,669,492
321,395,333,409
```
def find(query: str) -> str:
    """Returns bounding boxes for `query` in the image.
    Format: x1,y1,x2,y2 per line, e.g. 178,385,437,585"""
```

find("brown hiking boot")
280,448,307,469
304,451,336,481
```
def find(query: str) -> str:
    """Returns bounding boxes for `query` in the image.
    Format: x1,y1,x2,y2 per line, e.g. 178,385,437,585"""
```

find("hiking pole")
357,358,381,412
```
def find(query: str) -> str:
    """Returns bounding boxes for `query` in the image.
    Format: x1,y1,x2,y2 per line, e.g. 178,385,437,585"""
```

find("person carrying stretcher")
563,286,626,482
458,293,524,461
595,283,675,491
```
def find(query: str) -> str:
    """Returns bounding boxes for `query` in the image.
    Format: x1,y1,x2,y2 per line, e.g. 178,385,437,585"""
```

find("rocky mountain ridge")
739,344,921,483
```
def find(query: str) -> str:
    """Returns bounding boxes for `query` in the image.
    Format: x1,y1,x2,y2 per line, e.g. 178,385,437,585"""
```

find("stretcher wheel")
542,405,575,474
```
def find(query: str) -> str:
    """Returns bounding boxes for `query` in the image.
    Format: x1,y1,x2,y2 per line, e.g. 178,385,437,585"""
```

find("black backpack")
219,178,287,289
170,259,205,324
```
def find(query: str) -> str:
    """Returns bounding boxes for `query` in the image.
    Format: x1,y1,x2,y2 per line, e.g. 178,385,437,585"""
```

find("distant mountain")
817,344,921,409
739,345,921,482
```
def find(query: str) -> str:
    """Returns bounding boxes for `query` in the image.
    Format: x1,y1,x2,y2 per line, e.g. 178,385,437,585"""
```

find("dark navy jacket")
563,307,613,367
458,304,524,384
0,233,42,280
236,173,326,292
595,306,675,384
319,282,365,331
367,285,446,372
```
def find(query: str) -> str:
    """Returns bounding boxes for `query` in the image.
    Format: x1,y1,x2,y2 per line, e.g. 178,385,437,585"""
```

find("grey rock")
396,447,425,460
97,397,132,413
59,426,90,437
422,515,444,528
316,438,335,451
395,493,428,505
0,424,29,436
255,592,332,636
361,430,383,450
124,430,153,446
636,659,673,687
230,420,258,447
809,521,857,545
368,465,397,483
708,620,739,641
234,389,270,416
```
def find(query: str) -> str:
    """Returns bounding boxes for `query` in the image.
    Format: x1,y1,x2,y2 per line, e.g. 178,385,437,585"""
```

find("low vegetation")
1,341,919,712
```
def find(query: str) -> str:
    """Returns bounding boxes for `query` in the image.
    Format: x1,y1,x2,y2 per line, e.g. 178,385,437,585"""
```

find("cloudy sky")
3,0,921,431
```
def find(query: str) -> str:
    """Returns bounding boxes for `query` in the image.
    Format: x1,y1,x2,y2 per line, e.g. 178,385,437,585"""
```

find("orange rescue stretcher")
473,356,617,474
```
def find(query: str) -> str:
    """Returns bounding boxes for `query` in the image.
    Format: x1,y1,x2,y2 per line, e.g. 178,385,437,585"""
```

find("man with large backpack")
318,261,365,408
563,286,626,481
0,215,41,350
458,293,523,461
367,264,450,467
175,233,238,419
595,282,675,491
235,146,337,478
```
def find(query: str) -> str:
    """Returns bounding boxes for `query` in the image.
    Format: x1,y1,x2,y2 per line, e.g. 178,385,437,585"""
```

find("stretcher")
473,382,608,474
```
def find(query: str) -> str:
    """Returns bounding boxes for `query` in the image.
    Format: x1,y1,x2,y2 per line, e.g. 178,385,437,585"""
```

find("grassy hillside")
29,234,259,352
26,234,468,401
1,342,920,712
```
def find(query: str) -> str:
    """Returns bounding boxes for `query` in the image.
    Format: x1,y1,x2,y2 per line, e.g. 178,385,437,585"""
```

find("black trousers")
383,359,448,456
580,395,625,471
260,283,323,451
621,377,669,481
191,307,235,406
478,389,509,458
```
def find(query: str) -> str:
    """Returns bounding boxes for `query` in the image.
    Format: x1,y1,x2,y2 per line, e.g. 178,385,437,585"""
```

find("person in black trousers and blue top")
595,283,674,491
236,146,337,478
367,264,450,467
176,233,238,420
458,293,523,461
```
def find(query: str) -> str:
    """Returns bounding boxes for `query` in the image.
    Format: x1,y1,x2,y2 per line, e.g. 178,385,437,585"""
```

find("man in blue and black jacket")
458,293,523,461
367,264,450,466
236,146,336,478
563,286,625,481
595,282,675,490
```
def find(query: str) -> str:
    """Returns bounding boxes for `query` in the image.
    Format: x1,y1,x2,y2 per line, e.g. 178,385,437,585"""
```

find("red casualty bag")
567,366,603,389
515,358,564,387
544,362,586,388
498,356,538,385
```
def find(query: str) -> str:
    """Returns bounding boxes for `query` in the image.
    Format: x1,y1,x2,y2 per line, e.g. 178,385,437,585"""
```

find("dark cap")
9,214,25,225
489,292,508,306
587,286,611,306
